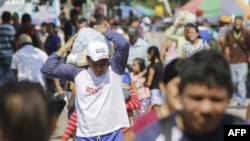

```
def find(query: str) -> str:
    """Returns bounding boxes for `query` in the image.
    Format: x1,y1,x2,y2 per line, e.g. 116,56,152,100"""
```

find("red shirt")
16,25,34,39
131,110,158,134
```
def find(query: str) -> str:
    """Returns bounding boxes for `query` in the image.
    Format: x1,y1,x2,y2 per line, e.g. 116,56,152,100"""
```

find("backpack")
208,30,219,51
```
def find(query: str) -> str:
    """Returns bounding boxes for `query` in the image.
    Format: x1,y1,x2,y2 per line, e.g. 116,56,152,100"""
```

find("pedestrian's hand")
178,17,185,25
66,103,71,110
57,34,77,56
90,16,96,22
94,25,108,34
57,88,65,96
62,34,78,51
175,17,185,27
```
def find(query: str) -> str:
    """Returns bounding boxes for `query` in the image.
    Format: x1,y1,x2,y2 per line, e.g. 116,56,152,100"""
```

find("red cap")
196,9,204,16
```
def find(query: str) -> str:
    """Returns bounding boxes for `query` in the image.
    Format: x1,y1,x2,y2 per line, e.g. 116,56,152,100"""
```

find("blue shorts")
76,129,123,141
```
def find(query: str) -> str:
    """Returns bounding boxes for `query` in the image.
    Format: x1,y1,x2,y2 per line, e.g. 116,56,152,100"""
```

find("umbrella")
119,4,155,18
120,5,144,17
134,5,155,17
177,0,250,24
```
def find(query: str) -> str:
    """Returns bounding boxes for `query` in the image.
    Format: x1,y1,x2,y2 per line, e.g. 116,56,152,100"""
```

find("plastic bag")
173,11,197,36
174,11,197,25
66,28,114,67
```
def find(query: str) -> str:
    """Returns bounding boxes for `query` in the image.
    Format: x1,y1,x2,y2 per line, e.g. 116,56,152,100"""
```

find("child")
123,69,132,102
123,69,140,126
125,58,184,141
144,46,164,111
130,58,151,116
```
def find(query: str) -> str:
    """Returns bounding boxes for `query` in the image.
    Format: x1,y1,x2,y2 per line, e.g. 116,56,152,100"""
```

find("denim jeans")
230,63,248,105
0,57,15,85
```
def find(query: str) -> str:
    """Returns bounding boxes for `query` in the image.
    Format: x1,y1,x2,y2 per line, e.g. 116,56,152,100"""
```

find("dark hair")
0,81,54,141
235,16,243,21
21,13,31,24
89,21,96,28
70,9,79,17
185,23,194,29
184,23,194,41
13,12,19,17
78,17,88,24
1,11,11,22
203,18,209,24
134,58,146,72
180,50,233,97
41,22,47,27
187,23,201,39
47,22,56,29
162,58,185,84
147,46,161,64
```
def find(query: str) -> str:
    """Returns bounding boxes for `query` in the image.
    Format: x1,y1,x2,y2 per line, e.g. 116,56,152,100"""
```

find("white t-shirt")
11,45,48,87
75,67,130,137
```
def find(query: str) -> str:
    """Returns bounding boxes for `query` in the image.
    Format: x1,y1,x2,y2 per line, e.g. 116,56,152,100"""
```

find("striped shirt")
0,23,15,58
182,39,210,58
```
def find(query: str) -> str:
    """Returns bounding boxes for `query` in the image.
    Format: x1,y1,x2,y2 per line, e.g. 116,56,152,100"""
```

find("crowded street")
1,0,250,141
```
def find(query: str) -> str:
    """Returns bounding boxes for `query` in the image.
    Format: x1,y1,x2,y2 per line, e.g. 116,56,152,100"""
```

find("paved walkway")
50,110,70,141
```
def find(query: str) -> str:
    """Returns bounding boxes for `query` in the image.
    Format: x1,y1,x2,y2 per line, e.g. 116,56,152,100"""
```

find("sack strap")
231,31,249,58
160,114,175,141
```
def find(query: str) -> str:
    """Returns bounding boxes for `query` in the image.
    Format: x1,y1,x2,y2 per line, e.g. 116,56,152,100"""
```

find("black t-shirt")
63,20,77,42
146,61,164,89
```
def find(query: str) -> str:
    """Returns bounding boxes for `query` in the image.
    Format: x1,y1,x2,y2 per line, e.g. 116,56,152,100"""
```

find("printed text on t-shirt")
85,85,103,95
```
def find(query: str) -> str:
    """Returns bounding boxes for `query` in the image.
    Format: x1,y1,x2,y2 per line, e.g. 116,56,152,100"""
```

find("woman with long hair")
144,46,164,111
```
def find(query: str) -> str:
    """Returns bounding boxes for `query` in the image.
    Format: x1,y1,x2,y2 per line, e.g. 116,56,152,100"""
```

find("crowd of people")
0,6,250,141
